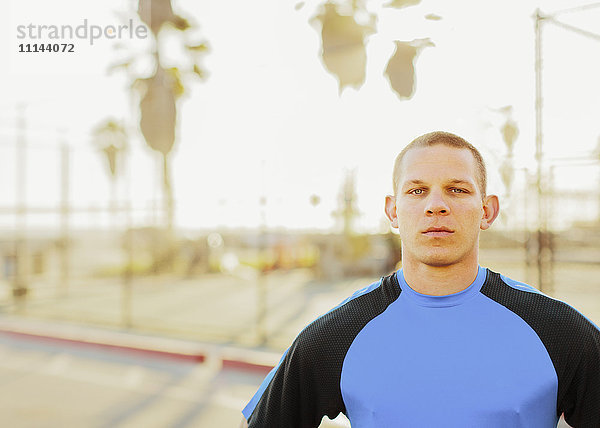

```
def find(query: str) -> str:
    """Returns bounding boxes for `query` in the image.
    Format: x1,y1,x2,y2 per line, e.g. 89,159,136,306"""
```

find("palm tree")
92,119,128,226
114,0,209,231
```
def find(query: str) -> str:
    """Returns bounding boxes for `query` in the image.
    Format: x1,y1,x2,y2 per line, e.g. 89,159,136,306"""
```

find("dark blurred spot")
384,0,421,9
138,67,178,156
313,2,376,93
138,0,189,35
502,118,519,153
384,38,434,100
424,13,442,21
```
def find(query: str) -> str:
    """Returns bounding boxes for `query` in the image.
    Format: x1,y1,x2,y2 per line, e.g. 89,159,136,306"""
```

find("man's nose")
425,191,449,215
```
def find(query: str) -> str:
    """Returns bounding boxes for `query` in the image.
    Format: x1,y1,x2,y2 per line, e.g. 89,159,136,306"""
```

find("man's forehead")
394,143,485,197
402,145,475,163
400,177,477,187
401,146,476,170
399,147,479,186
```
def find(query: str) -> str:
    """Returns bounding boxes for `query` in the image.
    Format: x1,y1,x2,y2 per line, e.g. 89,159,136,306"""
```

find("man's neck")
401,259,480,296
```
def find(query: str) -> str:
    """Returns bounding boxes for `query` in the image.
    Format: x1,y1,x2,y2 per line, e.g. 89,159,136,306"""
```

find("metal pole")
59,138,70,297
547,166,555,293
524,169,533,285
13,105,28,305
532,5,600,292
122,158,133,329
121,85,137,329
534,9,546,292
257,160,267,345
257,196,267,346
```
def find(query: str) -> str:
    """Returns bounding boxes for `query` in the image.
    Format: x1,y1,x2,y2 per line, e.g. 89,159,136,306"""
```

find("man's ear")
385,195,399,229
480,195,500,230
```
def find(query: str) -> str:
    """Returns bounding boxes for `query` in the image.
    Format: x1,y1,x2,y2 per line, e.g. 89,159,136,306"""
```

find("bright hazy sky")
1,0,600,232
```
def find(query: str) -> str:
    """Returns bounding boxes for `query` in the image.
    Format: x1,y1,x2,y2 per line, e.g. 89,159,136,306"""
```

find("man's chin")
423,259,455,268
419,252,459,267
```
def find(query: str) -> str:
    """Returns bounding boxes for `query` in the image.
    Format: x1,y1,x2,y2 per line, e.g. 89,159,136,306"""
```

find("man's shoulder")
293,272,401,350
482,269,599,338
495,271,542,295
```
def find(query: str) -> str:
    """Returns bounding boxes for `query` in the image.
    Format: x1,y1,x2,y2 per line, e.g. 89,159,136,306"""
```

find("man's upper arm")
241,275,395,427
242,323,345,427
561,316,600,427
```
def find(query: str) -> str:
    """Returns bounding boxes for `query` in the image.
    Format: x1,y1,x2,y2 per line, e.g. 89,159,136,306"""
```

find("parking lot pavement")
0,331,269,428
0,320,355,428
0,269,371,350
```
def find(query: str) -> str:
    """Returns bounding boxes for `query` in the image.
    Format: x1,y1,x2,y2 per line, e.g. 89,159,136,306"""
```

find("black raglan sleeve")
246,318,346,428
245,274,401,428
559,314,600,428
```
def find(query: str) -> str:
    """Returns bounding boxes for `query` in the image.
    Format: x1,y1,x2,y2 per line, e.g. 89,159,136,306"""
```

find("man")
240,131,600,427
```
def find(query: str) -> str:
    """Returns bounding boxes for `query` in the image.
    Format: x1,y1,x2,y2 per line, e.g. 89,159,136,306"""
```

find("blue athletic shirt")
242,267,600,427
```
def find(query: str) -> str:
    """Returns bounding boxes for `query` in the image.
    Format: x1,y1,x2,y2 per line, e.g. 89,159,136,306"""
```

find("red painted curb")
0,329,206,364
222,358,274,375
0,328,280,374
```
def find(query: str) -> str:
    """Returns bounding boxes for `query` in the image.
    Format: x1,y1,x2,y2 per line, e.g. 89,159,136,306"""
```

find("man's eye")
450,188,466,193
410,189,424,195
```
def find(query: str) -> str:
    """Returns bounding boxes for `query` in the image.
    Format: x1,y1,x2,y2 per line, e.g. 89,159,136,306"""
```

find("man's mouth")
422,227,454,237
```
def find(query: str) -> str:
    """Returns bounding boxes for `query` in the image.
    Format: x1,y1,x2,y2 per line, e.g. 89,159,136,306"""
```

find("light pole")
533,3,600,292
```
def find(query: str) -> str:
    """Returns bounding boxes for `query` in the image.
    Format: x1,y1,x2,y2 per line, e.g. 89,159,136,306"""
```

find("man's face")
385,145,498,268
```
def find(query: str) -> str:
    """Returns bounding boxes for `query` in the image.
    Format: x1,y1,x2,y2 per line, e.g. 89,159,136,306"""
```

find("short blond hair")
392,131,487,198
